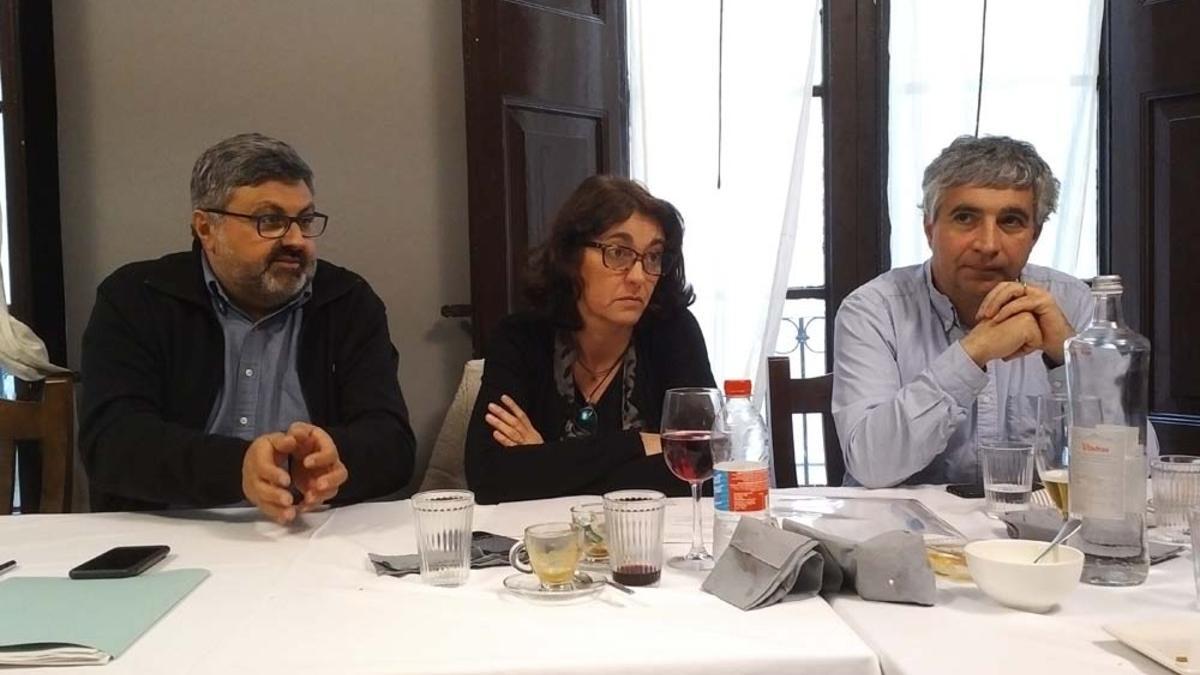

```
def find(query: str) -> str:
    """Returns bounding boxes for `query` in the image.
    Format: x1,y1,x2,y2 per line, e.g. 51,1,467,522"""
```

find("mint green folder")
0,569,209,666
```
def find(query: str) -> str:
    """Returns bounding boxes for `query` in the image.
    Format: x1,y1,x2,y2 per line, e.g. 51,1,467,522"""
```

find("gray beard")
258,258,316,306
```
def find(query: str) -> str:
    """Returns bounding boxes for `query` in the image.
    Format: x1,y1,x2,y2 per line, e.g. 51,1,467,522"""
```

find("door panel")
1106,0,1200,453
462,0,628,355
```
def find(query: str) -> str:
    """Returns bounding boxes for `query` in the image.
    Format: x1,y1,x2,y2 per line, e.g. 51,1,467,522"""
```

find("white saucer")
1105,617,1200,674
502,572,605,604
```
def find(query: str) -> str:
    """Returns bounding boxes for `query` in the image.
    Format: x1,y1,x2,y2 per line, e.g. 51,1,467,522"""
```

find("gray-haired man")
81,133,415,521
833,135,1090,488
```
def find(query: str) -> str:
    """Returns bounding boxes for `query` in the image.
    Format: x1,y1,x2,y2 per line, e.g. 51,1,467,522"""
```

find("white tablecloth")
0,496,880,675
787,486,1198,675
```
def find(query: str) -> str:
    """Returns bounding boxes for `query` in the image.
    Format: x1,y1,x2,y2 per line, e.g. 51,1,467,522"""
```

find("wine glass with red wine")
660,387,724,571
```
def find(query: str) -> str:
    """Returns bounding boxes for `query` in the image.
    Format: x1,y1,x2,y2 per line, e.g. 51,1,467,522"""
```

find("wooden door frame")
0,0,66,365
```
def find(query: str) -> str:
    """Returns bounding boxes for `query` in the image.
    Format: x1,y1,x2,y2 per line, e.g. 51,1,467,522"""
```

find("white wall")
54,0,472,494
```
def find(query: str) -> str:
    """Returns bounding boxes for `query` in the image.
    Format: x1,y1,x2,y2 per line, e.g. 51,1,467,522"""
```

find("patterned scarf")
554,333,642,439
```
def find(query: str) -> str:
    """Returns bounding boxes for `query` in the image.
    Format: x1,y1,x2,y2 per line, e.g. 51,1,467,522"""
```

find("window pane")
887,1,1101,277
774,297,827,378
774,297,829,485
787,103,825,288
792,413,827,486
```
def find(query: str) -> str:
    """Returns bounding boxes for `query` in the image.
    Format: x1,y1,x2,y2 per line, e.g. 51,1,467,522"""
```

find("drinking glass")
570,502,608,567
411,489,474,586
1150,455,1200,545
603,490,666,586
1189,506,1200,608
1033,393,1070,515
661,387,723,571
979,439,1034,517
508,522,583,590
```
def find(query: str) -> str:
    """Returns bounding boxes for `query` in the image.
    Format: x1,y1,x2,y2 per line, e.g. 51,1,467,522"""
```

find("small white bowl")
964,538,1083,613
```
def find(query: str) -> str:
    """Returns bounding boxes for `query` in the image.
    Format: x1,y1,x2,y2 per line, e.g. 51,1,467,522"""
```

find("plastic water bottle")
1065,274,1151,586
712,379,771,560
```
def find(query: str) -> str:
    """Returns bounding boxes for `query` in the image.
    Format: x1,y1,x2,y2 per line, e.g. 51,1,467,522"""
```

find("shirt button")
244,368,254,377
238,416,249,426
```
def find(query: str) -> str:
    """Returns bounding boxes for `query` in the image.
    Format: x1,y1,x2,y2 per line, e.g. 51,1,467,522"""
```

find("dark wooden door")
1105,0,1200,454
460,0,629,355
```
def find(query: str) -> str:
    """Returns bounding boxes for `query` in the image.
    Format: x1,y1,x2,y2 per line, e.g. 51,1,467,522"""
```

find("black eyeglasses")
583,242,675,277
203,209,329,239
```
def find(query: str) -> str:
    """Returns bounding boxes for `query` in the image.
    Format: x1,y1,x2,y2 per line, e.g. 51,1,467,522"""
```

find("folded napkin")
701,517,936,610
369,531,517,577
1000,509,1183,564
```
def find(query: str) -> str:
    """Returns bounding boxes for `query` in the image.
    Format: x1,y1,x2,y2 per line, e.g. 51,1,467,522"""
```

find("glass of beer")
1033,393,1070,515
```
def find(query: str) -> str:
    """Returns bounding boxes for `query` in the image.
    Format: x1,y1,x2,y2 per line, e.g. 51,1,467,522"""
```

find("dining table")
800,485,1199,675
0,493,879,675
1,486,1195,674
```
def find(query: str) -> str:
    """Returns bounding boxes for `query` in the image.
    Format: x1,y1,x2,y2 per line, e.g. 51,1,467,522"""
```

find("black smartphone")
68,545,170,580
945,483,985,499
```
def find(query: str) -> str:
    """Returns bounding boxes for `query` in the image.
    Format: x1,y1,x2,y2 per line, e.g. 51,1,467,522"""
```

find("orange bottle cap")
724,379,752,397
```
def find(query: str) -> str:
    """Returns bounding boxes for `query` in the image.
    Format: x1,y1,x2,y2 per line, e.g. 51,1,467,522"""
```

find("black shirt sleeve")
318,285,416,504
464,317,646,504
79,274,249,508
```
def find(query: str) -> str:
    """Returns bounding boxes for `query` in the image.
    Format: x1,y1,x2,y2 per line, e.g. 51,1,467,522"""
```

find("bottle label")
1069,424,1140,520
713,465,769,512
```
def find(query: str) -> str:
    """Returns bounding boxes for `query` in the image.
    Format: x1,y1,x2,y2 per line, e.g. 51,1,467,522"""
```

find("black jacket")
465,309,716,504
80,246,416,512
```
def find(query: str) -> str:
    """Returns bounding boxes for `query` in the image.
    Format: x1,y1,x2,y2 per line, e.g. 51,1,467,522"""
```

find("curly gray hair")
921,135,1059,229
190,133,313,211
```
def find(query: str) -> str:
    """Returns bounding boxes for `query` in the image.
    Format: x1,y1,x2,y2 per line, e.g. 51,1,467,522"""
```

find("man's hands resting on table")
241,422,348,524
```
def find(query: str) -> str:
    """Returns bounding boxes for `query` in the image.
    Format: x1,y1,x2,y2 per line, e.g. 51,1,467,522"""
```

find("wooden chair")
0,373,76,514
766,356,844,487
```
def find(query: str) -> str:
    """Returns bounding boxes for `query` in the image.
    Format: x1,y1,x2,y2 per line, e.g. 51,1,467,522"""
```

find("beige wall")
54,0,472,493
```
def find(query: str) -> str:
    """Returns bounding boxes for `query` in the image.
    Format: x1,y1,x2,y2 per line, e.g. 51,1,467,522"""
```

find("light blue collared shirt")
832,261,1094,488
201,253,312,441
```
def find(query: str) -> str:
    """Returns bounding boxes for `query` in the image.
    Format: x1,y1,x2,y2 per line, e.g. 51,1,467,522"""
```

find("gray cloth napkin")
1000,509,1183,565
369,532,518,577
701,517,936,610
368,549,512,577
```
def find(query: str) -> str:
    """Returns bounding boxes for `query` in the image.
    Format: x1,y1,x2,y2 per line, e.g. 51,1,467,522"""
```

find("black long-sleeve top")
465,308,717,504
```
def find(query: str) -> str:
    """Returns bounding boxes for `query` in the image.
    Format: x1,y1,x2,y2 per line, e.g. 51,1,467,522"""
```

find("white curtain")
628,0,821,403
0,205,69,382
888,0,1103,278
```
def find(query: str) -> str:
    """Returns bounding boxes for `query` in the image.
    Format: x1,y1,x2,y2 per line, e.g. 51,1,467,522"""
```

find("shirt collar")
922,260,962,335
200,251,313,321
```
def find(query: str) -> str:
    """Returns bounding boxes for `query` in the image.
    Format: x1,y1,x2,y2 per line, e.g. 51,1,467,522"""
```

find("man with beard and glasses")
832,135,1155,488
80,133,415,522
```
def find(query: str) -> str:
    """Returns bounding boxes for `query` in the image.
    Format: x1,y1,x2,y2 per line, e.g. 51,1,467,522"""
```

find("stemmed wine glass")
660,387,724,571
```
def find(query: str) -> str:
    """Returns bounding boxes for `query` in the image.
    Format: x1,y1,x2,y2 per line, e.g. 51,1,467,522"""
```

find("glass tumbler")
411,489,475,587
603,489,666,587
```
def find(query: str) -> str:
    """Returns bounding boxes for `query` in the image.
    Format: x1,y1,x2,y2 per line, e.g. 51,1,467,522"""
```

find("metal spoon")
1033,517,1082,564
604,577,635,595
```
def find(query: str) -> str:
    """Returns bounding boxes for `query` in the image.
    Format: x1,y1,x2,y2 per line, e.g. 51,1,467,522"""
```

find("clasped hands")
960,280,1074,368
241,421,348,524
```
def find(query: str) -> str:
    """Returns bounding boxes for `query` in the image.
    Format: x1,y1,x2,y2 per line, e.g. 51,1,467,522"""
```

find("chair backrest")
766,356,844,487
419,359,485,492
0,374,76,514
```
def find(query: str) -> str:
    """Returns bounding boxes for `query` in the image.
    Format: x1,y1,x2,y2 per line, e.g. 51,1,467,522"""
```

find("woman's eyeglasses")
584,242,675,276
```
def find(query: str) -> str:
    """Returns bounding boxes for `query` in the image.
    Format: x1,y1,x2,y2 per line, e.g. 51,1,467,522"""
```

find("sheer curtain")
628,0,821,401
889,0,1104,278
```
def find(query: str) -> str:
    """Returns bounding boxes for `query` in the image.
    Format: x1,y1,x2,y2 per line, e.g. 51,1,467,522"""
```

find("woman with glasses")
465,175,715,504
